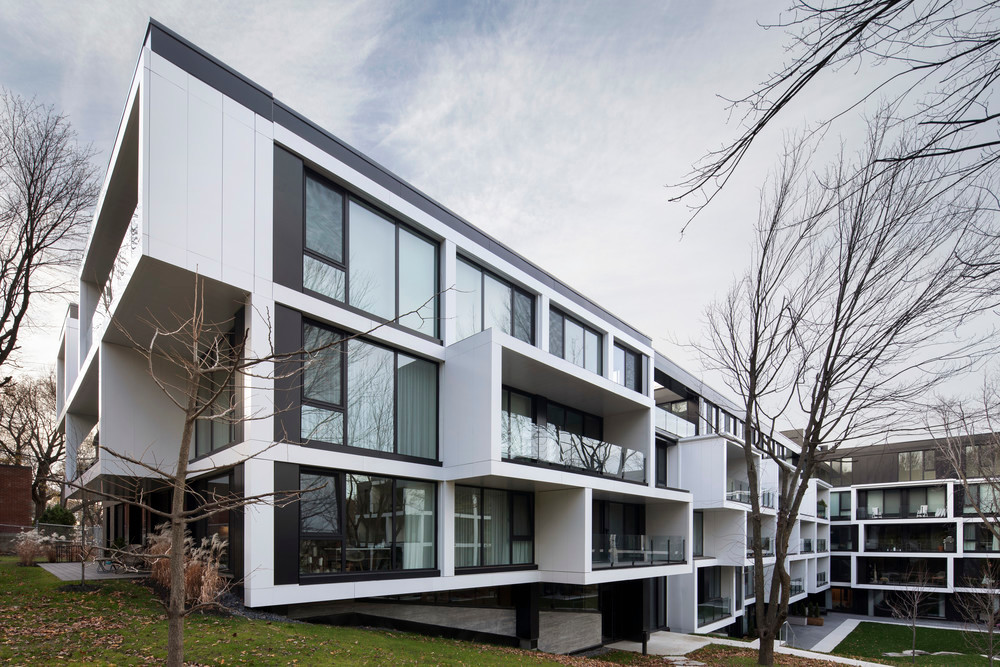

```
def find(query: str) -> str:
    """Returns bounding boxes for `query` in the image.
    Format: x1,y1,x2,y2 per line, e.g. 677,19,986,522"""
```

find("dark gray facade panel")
147,20,273,118
273,304,302,443
273,146,304,291
273,461,300,586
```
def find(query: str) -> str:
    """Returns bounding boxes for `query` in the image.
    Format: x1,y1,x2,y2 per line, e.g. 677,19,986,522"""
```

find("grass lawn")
0,556,677,665
833,621,991,666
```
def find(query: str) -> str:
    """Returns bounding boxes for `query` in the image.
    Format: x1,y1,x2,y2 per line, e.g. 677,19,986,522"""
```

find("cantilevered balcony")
697,597,731,627
592,534,686,568
503,420,645,483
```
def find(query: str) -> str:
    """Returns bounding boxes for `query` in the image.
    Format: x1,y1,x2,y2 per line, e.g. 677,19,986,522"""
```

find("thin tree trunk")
166,398,196,667
911,615,917,665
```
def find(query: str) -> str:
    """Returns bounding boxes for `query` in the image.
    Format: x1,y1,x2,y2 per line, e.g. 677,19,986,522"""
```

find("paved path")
39,561,148,581
608,631,885,666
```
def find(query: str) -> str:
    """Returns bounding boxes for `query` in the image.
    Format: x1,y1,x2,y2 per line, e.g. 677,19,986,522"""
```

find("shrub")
38,505,75,526
14,529,43,566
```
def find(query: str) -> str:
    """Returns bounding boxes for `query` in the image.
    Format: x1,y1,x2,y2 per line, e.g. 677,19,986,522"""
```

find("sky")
0,0,890,405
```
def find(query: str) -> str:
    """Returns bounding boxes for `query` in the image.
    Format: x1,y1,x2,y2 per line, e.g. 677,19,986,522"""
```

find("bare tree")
884,566,936,665
0,373,65,519
956,560,1000,667
672,0,1000,230
700,115,1000,665
0,89,98,380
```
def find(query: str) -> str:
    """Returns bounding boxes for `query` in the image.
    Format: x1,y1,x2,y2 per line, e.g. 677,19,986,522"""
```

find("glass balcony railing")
747,536,774,558
503,420,645,483
817,538,828,552
817,504,828,519
726,479,751,504
817,572,828,586
654,406,697,438
790,578,805,596
697,597,731,627
864,538,956,553
592,534,686,568
801,538,813,553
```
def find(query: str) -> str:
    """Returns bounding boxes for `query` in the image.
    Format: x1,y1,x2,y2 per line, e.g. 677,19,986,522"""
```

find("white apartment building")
57,21,828,652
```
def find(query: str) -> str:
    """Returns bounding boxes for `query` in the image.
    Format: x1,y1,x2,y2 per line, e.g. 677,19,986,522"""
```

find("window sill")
298,568,440,585
455,564,538,576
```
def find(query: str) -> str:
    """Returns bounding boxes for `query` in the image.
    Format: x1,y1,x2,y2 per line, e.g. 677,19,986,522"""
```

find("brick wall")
0,464,33,527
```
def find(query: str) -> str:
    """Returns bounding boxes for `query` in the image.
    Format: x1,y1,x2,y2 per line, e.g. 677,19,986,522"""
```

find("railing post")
610,534,617,566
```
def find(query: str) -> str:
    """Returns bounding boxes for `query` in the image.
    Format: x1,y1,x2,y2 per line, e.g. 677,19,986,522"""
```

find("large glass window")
300,321,438,460
613,343,643,393
549,308,601,374
455,485,533,569
693,511,704,557
899,450,936,481
454,258,534,345
299,470,436,576
303,174,438,337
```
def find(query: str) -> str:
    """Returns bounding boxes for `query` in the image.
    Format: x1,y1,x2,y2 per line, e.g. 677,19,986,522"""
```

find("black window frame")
299,318,440,463
455,256,535,345
613,342,644,394
454,485,536,573
301,169,441,341
192,312,244,461
297,467,438,582
549,307,603,374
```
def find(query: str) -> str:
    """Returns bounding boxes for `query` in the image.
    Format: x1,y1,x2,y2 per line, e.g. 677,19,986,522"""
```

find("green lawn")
0,557,635,665
833,621,992,666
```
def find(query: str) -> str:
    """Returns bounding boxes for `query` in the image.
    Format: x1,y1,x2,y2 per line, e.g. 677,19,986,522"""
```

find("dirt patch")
57,583,103,593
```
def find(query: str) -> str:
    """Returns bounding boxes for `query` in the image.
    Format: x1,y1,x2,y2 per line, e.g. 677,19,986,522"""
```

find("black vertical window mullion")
343,195,351,305
392,350,398,455
394,226,400,323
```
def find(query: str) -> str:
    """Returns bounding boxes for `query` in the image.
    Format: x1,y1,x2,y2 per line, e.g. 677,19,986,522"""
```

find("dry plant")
14,529,43,566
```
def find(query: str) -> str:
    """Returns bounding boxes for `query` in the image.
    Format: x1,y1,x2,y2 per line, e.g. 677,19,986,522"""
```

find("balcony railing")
726,479,751,504
747,536,774,559
503,421,645,483
654,406,697,438
817,572,828,586
864,538,956,553
697,597,731,627
790,578,805,596
865,569,948,587
592,534,685,568
857,503,947,520
801,538,813,553
817,538,828,552
817,504,828,519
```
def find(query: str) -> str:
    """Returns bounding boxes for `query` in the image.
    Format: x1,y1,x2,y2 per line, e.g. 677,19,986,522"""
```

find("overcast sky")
2,0,887,403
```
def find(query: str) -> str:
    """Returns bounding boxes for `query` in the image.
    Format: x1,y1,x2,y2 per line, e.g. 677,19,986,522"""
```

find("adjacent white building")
57,21,831,652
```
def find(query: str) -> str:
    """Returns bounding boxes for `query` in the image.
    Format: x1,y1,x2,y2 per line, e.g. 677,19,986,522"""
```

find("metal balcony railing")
592,534,685,568
503,421,646,483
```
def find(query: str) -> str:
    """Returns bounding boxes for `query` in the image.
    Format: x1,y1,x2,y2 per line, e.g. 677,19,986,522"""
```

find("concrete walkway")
608,630,885,666
39,561,148,581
